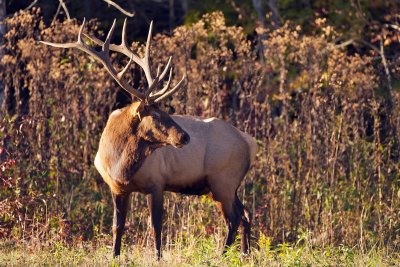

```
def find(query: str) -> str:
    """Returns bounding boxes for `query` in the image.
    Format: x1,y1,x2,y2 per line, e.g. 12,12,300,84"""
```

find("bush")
1,9,399,249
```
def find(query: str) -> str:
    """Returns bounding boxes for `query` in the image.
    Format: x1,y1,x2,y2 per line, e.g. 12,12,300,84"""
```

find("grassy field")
0,236,398,267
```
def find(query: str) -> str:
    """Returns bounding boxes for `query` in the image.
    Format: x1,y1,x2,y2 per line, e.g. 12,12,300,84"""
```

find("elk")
41,18,257,259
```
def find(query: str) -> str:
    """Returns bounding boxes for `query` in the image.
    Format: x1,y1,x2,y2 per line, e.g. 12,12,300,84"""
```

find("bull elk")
41,18,257,259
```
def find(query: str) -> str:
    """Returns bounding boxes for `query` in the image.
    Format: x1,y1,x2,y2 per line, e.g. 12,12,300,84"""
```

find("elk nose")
181,132,190,145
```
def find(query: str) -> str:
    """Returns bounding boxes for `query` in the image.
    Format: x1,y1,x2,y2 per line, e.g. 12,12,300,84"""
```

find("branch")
103,0,135,17
379,37,392,91
266,0,282,27
59,0,71,20
358,38,392,91
24,0,38,10
334,38,354,49
52,2,61,24
251,0,266,28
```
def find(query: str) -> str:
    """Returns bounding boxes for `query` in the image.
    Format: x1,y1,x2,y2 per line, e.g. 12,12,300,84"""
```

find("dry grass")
1,236,399,267
1,9,399,251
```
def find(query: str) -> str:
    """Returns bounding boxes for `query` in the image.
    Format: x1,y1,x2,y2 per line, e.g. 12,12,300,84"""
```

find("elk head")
134,103,190,148
41,18,189,149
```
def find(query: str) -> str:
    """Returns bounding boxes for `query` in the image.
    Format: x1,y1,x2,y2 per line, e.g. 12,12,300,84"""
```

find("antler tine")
144,21,153,66
81,20,174,102
144,56,173,101
153,74,186,103
103,19,116,54
141,21,156,96
83,20,143,65
117,55,133,79
145,75,160,100
150,67,173,99
158,56,172,82
105,19,159,98
80,19,161,100
156,65,161,77
77,18,86,44
141,20,174,101
40,18,87,49
41,18,146,101
42,18,185,103
121,18,129,48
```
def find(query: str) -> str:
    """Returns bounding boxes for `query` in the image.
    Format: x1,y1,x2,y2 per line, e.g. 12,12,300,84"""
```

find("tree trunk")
0,0,6,35
251,0,266,28
0,0,6,108
181,0,188,15
169,0,175,31
266,0,282,27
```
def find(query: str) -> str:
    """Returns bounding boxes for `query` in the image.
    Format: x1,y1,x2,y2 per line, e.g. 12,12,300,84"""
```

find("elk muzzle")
179,132,191,146
168,127,190,148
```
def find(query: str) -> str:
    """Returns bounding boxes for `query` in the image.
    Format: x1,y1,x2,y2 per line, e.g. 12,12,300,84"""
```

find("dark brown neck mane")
99,104,163,187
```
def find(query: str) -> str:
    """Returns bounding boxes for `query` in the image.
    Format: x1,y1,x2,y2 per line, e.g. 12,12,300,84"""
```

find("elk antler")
41,19,186,103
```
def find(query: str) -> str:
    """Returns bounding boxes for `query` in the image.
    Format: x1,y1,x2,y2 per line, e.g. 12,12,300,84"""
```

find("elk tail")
240,132,258,166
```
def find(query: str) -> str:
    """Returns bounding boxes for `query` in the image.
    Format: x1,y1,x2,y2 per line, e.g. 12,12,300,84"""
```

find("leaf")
60,58,69,65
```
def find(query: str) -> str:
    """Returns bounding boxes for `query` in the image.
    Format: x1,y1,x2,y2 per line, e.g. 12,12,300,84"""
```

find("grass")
0,235,399,267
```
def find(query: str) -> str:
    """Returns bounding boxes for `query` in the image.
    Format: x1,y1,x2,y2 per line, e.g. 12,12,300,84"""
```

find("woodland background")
0,0,399,255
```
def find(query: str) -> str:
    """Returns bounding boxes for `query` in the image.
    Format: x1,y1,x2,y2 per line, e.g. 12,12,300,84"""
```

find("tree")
0,0,6,106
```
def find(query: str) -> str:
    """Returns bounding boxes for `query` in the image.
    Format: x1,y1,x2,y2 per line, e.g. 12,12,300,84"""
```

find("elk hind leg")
213,196,241,253
235,196,251,254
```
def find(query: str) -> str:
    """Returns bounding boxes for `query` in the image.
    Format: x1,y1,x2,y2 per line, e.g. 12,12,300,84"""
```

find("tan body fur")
94,103,257,257
95,104,257,198
95,113,257,198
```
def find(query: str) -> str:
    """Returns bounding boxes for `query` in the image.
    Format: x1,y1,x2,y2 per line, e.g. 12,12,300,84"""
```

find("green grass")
0,236,398,267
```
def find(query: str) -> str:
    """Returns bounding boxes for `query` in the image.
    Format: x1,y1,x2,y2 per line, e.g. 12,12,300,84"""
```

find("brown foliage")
1,9,399,249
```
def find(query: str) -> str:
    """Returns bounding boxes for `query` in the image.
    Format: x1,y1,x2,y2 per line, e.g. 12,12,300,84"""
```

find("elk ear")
131,101,145,121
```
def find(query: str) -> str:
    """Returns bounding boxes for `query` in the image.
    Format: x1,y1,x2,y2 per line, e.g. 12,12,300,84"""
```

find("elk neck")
99,102,163,189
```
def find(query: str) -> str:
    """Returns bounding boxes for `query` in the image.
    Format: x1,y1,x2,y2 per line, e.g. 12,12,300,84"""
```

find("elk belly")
165,177,210,195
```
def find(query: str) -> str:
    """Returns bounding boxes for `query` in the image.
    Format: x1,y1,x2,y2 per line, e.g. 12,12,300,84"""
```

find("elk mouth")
170,132,190,148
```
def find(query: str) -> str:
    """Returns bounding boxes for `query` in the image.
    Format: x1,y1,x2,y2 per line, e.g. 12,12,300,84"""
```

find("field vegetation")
1,1,399,265
1,236,399,266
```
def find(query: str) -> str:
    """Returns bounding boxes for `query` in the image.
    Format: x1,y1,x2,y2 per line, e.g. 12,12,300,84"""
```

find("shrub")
1,9,399,249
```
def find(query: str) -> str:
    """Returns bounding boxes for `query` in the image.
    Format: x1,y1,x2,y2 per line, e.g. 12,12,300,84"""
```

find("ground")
0,236,398,266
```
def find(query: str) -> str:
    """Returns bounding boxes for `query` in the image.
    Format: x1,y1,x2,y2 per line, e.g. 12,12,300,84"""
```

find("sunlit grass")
1,235,398,267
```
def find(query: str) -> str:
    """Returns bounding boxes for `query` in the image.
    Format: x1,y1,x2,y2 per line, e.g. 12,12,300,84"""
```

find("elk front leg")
148,190,164,260
112,192,129,257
